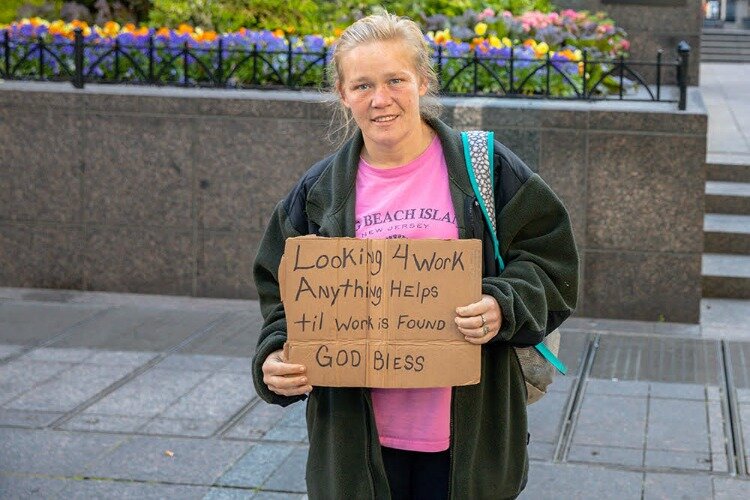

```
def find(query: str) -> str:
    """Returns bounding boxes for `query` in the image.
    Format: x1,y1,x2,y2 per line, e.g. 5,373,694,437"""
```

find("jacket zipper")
448,198,478,499
447,386,456,499
363,390,377,498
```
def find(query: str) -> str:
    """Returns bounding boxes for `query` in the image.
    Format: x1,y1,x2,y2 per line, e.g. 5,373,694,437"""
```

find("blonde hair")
326,12,442,145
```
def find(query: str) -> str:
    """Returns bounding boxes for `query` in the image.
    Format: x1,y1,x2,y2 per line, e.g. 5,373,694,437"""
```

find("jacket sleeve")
481,151,580,347
251,200,306,407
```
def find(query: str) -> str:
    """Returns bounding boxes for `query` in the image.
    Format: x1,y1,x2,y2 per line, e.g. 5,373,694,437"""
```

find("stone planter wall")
0,82,707,322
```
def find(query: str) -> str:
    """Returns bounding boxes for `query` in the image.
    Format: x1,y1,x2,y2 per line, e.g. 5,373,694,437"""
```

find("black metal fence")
0,28,691,110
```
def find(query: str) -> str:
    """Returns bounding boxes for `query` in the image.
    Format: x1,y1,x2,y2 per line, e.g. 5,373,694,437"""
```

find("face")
337,40,428,153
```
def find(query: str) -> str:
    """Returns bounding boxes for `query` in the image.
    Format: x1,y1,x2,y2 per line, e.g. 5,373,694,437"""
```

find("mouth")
371,115,398,123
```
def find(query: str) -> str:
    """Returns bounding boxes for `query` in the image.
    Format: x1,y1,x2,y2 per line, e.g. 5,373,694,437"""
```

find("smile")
372,115,398,123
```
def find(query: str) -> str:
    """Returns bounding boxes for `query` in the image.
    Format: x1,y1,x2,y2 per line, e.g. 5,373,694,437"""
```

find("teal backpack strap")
460,131,567,375
461,131,504,272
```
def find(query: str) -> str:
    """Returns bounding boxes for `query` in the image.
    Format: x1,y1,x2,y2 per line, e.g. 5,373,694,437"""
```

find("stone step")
702,28,750,39
700,43,750,52
700,53,750,63
705,181,750,214
706,161,750,183
704,214,750,254
702,253,750,299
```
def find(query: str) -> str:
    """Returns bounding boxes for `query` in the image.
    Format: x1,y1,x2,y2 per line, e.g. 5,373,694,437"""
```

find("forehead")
339,40,418,82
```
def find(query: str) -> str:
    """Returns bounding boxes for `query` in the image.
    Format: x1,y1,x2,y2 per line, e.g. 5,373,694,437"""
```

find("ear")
337,82,352,109
418,76,429,97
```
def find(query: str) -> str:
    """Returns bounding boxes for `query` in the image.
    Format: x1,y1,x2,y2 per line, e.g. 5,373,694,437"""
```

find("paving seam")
47,312,235,430
721,340,747,476
553,333,600,462
214,397,261,438
546,458,733,477
642,384,652,473
0,306,114,367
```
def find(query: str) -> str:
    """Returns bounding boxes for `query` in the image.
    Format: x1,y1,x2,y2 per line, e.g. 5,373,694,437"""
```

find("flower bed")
0,10,637,97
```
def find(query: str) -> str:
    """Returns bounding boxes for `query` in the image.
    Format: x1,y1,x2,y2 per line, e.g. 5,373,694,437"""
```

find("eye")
353,83,370,91
390,78,403,85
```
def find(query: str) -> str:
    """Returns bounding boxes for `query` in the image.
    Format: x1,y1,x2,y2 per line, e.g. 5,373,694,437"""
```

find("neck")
360,121,434,169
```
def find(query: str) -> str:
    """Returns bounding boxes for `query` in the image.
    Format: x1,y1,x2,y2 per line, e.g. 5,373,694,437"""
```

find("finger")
464,330,497,345
454,315,488,329
455,300,487,317
264,360,306,376
264,374,309,390
270,384,313,397
458,325,494,338
456,295,495,317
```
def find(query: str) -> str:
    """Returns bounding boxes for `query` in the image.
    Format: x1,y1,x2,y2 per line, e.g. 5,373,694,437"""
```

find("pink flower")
478,7,495,20
561,9,578,19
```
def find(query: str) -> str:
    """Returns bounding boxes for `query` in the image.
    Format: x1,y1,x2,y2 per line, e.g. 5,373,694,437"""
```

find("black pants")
381,446,450,500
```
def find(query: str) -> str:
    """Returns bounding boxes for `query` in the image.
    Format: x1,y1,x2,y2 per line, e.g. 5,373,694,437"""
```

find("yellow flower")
534,41,549,57
29,17,48,28
502,37,512,47
488,35,502,48
324,35,336,46
474,22,488,36
433,29,451,45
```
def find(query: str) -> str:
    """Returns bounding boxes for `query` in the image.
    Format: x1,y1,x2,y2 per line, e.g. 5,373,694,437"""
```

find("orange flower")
177,23,194,35
333,27,344,37
156,27,171,38
273,28,285,38
194,31,218,43
470,37,485,51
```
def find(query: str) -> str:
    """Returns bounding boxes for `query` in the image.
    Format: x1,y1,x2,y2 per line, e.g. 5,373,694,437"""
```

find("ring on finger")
483,325,489,335
480,314,486,326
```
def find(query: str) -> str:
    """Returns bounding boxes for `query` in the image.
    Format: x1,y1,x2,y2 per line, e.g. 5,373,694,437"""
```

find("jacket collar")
306,117,476,237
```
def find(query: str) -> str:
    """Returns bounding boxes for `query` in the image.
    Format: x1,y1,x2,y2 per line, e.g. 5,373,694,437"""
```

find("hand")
262,349,312,397
455,294,502,345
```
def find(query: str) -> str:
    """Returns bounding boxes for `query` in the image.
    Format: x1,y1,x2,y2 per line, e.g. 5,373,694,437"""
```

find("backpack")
461,130,567,405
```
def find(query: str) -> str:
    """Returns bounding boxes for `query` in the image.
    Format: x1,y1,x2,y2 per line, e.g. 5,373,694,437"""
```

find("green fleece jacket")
252,117,579,499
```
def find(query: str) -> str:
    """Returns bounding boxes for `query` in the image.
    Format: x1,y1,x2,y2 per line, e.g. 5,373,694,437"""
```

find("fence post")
436,45,443,91
148,35,154,83
322,46,329,88
3,30,10,78
677,40,690,111
582,49,588,99
216,37,224,87
656,49,663,101
287,34,293,87
37,35,44,79
509,45,514,94
182,41,189,86
73,28,84,89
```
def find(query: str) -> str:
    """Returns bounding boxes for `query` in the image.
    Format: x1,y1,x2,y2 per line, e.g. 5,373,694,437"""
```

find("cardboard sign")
279,236,482,388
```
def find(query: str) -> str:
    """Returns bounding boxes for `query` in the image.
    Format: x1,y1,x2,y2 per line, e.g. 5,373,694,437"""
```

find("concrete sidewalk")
700,63,750,166
1,286,750,499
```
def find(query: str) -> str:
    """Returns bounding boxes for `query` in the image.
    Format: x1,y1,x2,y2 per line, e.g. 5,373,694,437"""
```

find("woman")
252,12,579,500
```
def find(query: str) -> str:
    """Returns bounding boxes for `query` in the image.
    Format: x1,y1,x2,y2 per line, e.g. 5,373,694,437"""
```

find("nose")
370,84,392,108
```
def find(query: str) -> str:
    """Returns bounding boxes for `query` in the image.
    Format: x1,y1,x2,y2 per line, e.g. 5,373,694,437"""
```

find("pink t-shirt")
355,135,457,452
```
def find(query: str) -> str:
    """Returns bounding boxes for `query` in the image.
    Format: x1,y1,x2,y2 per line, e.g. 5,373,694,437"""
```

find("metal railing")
0,28,692,110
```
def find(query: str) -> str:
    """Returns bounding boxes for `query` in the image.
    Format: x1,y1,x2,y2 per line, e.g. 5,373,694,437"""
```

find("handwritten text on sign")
279,237,482,388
